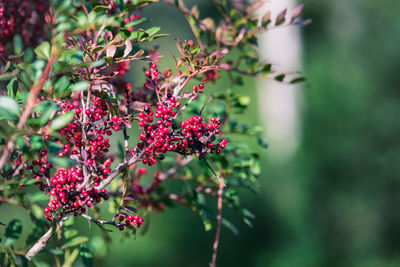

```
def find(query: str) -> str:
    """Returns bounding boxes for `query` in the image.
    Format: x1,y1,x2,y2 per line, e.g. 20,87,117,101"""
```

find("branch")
95,149,143,190
26,213,71,261
210,177,224,267
0,52,58,170
158,155,193,181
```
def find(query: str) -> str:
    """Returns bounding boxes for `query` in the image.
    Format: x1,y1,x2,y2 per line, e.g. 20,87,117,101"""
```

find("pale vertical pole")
258,0,302,162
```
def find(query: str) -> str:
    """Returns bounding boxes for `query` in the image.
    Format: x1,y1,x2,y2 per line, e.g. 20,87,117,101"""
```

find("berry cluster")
33,95,126,220
0,0,48,59
44,168,109,220
118,61,131,76
116,213,144,231
123,13,142,32
26,147,53,192
135,83,226,165
202,69,220,83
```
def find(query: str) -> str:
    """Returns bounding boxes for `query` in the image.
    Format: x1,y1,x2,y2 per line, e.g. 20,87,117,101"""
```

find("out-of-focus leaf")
237,95,251,107
122,206,137,213
241,208,256,219
72,81,90,92
33,101,59,127
61,236,89,249
106,45,117,58
262,11,271,27
2,219,22,246
48,157,77,167
222,218,239,235
124,194,139,201
291,4,304,23
274,74,285,82
290,76,306,84
50,111,74,131
80,243,93,267
6,78,18,99
28,192,49,202
0,96,21,121
122,40,132,58
13,35,23,55
64,229,78,239
275,9,287,25
34,41,51,60
32,258,51,267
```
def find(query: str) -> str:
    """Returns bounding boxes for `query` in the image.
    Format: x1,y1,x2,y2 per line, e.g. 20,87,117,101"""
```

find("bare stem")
26,213,71,261
157,155,193,182
0,53,58,171
210,177,224,267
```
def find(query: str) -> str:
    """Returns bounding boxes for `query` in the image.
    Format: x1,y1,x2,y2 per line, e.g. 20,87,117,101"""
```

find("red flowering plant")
0,0,308,265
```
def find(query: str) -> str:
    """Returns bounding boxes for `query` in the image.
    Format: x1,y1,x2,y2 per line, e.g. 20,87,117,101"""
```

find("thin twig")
157,155,193,181
0,53,58,171
210,177,224,267
26,213,72,260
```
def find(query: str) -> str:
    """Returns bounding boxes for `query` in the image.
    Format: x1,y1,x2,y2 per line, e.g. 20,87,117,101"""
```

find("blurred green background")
2,0,400,266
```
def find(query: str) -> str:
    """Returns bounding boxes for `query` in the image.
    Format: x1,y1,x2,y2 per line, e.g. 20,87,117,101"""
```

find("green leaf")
290,76,306,84
54,76,71,97
237,95,251,107
0,96,21,121
222,218,239,235
13,35,23,55
48,157,77,167
136,29,149,42
6,78,18,99
33,258,51,267
64,229,78,239
0,69,19,81
241,208,256,219
274,74,285,82
61,236,89,250
24,48,35,63
91,5,109,14
125,17,146,27
28,192,49,202
2,219,22,246
80,243,93,267
146,26,160,36
33,101,59,127
34,42,51,60
72,81,90,92
50,111,74,131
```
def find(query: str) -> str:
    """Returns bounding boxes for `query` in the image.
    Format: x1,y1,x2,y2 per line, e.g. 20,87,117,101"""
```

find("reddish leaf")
106,45,116,58
191,5,199,19
122,40,132,58
262,11,271,27
124,193,139,201
275,9,287,25
103,31,113,42
130,49,144,59
122,119,132,129
291,5,304,23
122,206,137,213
